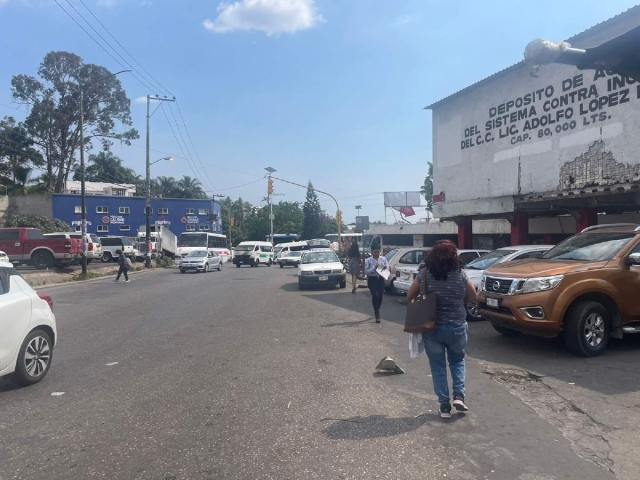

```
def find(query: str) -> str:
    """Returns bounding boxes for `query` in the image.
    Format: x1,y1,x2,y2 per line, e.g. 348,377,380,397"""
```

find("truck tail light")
37,292,54,311
88,242,94,251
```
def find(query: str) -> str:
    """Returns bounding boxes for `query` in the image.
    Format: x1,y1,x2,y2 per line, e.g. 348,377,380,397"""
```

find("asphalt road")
1,264,635,479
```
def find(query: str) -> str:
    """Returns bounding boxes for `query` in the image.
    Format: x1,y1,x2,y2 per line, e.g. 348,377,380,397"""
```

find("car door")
0,270,31,373
212,252,221,268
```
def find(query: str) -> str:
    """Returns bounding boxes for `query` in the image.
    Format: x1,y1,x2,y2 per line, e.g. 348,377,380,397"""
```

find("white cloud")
134,96,147,104
392,14,417,28
203,0,323,36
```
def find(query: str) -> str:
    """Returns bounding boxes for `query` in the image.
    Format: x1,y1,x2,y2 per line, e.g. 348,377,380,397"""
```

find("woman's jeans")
367,276,385,312
423,323,468,404
116,265,129,281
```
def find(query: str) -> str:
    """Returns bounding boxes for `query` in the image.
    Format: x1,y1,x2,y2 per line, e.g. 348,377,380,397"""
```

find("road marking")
51,392,65,396
105,362,119,366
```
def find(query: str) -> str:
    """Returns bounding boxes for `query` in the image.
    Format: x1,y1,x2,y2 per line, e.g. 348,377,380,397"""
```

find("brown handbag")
403,267,438,333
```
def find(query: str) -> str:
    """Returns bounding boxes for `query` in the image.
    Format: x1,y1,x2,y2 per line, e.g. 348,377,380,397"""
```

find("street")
1,265,638,480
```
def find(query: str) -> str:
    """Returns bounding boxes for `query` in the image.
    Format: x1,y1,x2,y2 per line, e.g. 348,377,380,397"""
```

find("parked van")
274,241,309,260
99,236,136,262
233,241,274,267
44,232,102,263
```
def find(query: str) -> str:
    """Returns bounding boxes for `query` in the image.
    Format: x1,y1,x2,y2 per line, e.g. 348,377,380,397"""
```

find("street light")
78,69,131,276
264,167,276,244
145,156,175,267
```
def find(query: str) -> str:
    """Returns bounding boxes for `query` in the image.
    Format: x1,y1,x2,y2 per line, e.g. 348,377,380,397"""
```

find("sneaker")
125,280,131,283
453,396,468,412
439,403,452,419
375,311,381,323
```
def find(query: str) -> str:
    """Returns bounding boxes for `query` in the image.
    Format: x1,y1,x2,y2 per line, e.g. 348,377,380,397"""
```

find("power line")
159,103,202,184
204,178,263,193
56,0,158,94
77,0,173,97
175,101,217,192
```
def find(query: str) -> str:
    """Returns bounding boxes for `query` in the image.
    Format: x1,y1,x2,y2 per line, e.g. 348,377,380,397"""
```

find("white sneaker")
125,280,131,283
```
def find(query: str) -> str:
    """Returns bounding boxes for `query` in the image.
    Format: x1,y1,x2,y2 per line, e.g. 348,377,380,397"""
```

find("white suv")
0,266,57,385
45,232,103,263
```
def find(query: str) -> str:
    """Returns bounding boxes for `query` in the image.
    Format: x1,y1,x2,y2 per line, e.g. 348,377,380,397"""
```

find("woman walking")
114,250,131,283
347,241,361,294
364,246,389,323
407,240,477,418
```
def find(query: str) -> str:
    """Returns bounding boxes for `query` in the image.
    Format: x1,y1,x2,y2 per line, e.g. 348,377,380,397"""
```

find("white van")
233,241,274,267
274,241,309,260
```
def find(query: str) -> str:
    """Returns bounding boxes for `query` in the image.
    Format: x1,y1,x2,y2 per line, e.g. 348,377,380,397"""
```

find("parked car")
479,224,640,357
0,250,9,265
298,250,346,290
381,247,431,295
464,245,553,321
278,251,303,268
394,249,491,297
0,266,57,385
99,236,136,262
0,227,82,270
179,249,222,274
44,232,102,263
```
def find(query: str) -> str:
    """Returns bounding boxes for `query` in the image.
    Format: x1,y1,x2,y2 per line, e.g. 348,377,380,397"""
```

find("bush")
6,215,72,234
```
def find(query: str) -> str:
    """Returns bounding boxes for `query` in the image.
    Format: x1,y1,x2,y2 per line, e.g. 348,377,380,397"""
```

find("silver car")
179,249,222,274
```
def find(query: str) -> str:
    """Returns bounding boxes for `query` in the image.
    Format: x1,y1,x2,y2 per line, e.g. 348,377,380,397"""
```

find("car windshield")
384,249,399,262
302,252,339,264
187,251,208,257
274,247,283,255
90,234,100,244
288,252,302,258
542,232,634,261
235,245,254,252
466,250,515,270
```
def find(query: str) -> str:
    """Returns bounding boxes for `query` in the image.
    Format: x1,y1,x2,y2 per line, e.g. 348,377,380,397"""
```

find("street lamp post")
145,156,174,266
78,69,131,276
145,94,176,268
264,167,277,244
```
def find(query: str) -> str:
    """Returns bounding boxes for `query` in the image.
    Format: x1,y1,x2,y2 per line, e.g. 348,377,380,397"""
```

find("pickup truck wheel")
32,251,54,270
492,323,521,337
466,302,483,321
102,252,112,263
564,301,610,357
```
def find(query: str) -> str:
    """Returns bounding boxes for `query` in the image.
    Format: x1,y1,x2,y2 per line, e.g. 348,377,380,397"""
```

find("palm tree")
177,176,206,199
80,151,138,184
156,176,178,198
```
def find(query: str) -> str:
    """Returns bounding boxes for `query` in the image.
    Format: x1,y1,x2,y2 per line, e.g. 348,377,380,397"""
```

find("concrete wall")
431,10,640,218
8,195,53,218
0,195,8,227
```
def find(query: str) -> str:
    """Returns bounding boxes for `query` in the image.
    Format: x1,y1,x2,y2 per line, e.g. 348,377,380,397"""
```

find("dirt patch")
24,264,146,288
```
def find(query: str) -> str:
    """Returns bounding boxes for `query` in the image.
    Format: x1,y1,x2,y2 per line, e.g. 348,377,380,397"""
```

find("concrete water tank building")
425,6,640,248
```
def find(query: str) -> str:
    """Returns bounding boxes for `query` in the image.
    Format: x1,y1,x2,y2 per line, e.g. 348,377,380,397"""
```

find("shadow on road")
323,414,441,440
0,378,23,393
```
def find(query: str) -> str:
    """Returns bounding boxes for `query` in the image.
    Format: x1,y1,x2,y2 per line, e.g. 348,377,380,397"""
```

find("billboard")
383,192,422,208
355,216,370,233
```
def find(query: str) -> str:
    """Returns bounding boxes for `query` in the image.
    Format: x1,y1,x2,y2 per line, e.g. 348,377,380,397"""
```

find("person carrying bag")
406,241,478,418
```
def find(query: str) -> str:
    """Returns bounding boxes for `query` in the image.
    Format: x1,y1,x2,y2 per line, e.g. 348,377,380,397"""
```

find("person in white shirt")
364,247,389,323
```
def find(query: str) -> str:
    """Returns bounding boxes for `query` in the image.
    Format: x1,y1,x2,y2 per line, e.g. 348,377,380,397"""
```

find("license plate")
319,276,329,281
486,297,499,308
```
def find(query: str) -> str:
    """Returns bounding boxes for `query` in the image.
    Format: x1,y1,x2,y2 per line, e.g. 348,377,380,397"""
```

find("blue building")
52,194,222,237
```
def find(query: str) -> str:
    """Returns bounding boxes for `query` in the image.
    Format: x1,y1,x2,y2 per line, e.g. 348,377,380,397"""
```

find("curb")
33,266,172,291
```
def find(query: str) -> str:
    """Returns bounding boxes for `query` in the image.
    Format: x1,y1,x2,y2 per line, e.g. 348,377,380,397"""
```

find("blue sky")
0,0,638,223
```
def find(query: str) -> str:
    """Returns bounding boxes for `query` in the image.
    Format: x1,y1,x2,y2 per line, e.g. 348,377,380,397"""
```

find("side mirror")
627,252,640,266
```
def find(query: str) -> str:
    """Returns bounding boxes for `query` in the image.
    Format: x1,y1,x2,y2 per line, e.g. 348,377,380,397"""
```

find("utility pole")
264,167,276,243
212,194,224,237
78,69,131,276
146,95,176,268
355,205,362,217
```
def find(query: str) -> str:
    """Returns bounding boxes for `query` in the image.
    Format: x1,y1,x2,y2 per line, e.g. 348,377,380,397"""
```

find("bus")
176,232,231,262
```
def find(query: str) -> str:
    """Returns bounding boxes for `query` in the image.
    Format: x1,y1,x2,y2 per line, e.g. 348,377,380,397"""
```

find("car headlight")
518,275,564,294
481,275,487,292
300,271,313,276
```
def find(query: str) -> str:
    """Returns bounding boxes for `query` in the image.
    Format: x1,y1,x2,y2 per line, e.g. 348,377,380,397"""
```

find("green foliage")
421,162,434,212
155,256,174,268
74,151,140,185
0,116,43,194
6,214,72,233
302,181,322,240
11,51,139,193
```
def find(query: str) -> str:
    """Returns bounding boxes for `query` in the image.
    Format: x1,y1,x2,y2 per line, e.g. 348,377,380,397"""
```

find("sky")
0,0,638,224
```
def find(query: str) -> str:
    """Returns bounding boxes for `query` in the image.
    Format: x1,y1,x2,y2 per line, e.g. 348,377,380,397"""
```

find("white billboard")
384,191,422,207
431,59,640,215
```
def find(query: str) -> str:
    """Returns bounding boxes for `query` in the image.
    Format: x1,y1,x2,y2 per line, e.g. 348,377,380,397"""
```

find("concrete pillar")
575,209,598,233
456,216,473,249
510,212,530,246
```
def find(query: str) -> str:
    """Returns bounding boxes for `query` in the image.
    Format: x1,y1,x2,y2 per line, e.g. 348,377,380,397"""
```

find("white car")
464,245,554,320
0,250,10,265
298,250,346,290
0,266,57,386
179,249,222,274
393,249,490,296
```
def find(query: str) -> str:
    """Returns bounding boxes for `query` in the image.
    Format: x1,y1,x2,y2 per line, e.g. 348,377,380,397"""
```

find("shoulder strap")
421,266,428,296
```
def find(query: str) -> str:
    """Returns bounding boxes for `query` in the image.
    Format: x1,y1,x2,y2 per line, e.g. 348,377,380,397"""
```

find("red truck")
0,227,82,270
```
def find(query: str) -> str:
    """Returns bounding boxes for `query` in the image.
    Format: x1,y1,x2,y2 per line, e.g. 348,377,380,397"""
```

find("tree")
421,162,434,213
11,51,138,193
176,176,206,199
0,116,44,193
302,181,322,240
74,151,139,185
273,201,303,235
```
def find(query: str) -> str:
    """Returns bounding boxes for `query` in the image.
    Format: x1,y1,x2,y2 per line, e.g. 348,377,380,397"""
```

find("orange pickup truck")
478,224,640,357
